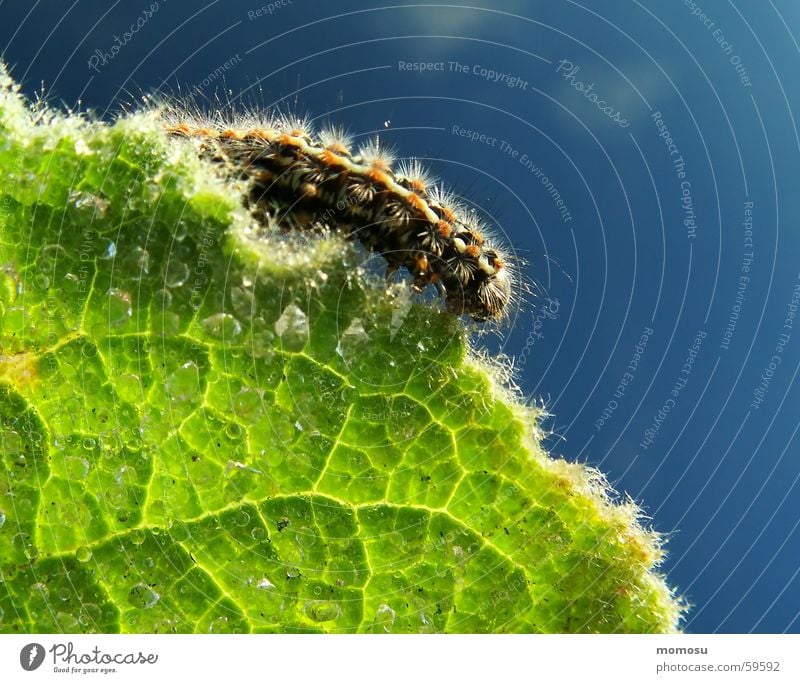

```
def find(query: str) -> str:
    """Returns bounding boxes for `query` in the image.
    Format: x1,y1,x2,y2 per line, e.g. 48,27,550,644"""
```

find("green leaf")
0,65,684,633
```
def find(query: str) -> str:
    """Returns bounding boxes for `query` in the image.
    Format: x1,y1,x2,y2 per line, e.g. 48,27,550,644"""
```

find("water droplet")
0,265,19,305
201,313,242,341
207,616,233,633
82,437,96,451
121,246,150,279
129,529,146,546
69,190,109,217
274,303,309,351
76,546,92,563
232,388,262,420
374,603,396,632
294,527,316,548
31,582,48,597
224,422,243,439
0,511,5,528
304,600,341,623
230,285,255,317
128,582,160,609
63,456,90,480
78,603,101,626
99,240,117,260
105,288,132,326
152,288,172,309
336,318,368,361
165,361,200,402
234,510,251,526
38,244,67,274
169,521,189,542
55,611,80,630
163,260,189,287
81,341,98,358
257,578,275,589
173,220,189,242
250,527,266,541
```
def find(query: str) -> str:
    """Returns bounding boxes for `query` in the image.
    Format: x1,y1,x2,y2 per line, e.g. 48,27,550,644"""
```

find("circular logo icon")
20,643,45,671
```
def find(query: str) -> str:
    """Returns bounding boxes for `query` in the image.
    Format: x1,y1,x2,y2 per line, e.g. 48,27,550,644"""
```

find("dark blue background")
2,0,799,633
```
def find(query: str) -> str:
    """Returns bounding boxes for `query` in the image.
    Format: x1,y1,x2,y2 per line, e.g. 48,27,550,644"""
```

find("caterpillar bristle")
160,106,518,322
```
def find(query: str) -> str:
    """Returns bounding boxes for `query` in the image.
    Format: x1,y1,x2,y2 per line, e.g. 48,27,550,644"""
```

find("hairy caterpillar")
163,111,514,321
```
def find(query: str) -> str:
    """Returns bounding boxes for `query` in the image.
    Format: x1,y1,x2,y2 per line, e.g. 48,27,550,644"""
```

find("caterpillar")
162,111,514,322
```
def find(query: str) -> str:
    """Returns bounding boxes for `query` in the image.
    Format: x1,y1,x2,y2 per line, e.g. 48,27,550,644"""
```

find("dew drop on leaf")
274,303,309,351
230,284,255,316
374,603,396,632
105,288,132,326
208,616,235,633
64,456,90,480
38,243,67,272
234,510,251,526
75,545,92,563
120,245,150,279
294,527,316,548
304,600,341,623
165,361,200,402
68,190,109,217
201,312,242,341
232,387,262,420
55,612,80,631
0,265,19,305
128,583,160,609
78,603,101,627
152,288,172,308
336,318,368,361
98,240,116,260
163,260,190,288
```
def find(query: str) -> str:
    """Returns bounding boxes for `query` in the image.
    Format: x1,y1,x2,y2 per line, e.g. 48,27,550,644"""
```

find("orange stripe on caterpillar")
163,115,514,321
